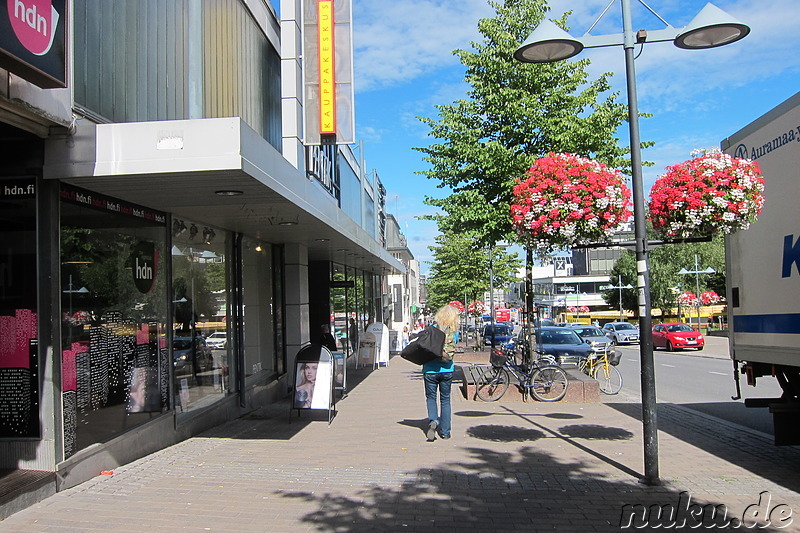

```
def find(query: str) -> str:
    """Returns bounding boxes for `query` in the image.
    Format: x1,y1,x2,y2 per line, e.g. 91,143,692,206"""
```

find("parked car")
570,324,618,362
205,331,228,349
173,336,213,372
602,322,640,345
536,326,594,366
652,322,704,351
482,323,514,346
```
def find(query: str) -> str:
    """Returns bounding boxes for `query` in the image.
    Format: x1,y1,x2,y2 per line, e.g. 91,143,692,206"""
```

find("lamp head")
514,19,584,63
674,2,750,50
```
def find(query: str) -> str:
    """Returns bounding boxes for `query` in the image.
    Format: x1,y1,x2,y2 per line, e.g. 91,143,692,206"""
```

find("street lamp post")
514,1,749,485
489,247,496,352
679,254,716,331
602,275,634,321
486,244,508,352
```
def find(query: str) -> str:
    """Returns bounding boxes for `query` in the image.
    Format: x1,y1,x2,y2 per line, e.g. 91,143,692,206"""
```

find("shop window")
0,179,39,438
171,220,229,413
240,237,276,381
60,186,168,458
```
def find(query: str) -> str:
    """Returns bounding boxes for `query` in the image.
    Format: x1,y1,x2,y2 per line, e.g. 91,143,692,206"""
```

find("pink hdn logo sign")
8,0,59,56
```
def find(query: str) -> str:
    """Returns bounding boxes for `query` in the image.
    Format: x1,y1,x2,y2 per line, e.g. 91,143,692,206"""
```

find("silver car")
205,331,228,349
570,324,616,356
601,322,640,345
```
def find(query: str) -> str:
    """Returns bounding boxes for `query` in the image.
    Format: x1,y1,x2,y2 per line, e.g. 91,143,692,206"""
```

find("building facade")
0,0,401,509
385,214,418,339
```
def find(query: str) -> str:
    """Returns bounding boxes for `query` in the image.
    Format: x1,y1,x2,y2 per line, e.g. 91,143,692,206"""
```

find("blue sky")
350,0,800,275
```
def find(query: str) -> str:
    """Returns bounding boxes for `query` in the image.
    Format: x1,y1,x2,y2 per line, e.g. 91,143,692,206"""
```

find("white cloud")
551,0,800,111
353,0,495,92
351,0,800,275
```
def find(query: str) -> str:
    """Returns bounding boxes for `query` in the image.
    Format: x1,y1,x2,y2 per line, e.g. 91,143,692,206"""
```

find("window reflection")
60,187,168,458
241,237,276,380
171,222,229,412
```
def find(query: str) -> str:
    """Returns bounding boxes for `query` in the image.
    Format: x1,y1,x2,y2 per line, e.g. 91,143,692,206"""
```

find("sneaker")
440,434,451,440
426,420,438,441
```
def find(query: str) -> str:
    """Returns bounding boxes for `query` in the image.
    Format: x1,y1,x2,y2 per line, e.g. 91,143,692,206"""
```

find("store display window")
171,219,229,412
60,185,168,458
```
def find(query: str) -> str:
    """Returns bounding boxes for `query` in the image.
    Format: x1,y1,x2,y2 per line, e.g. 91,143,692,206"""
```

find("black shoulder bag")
399,326,446,365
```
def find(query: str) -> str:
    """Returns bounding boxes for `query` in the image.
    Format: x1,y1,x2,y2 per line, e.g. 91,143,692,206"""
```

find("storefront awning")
44,117,403,275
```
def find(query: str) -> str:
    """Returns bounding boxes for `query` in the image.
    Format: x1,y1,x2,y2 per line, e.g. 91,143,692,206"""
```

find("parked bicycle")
578,348,622,395
474,342,568,402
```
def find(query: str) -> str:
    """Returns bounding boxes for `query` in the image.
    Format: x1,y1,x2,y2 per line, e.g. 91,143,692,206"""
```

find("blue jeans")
424,372,453,438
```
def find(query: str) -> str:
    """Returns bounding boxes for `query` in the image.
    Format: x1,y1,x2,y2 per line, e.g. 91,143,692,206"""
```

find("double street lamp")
679,254,716,331
602,275,634,322
514,1,749,485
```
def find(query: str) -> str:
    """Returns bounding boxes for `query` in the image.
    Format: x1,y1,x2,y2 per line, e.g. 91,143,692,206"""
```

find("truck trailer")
721,91,800,445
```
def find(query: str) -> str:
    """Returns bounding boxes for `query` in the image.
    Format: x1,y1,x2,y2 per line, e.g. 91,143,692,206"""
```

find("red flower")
510,153,632,253
448,300,465,312
700,291,721,305
648,149,764,239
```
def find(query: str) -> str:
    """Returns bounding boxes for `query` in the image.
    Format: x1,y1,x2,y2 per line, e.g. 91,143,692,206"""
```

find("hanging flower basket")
448,300,464,312
678,292,698,306
567,306,578,313
578,306,590,314
467,301,486,316
69,310,91,325
648,148,765,239
511,153,632,253
700,290,721,305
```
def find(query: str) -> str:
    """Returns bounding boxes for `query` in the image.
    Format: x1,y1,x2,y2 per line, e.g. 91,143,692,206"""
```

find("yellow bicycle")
578,348,622,395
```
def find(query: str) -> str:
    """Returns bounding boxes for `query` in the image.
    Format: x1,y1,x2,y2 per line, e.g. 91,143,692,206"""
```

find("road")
607,335,784,437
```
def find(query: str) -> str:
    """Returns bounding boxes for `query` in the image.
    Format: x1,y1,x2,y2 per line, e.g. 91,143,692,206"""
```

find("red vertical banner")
318,0,336,135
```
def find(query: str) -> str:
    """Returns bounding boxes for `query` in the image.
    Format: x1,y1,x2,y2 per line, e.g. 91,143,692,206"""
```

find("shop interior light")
172,219,187,237
189,224,198,240
203,227,216,245
215,190,243,196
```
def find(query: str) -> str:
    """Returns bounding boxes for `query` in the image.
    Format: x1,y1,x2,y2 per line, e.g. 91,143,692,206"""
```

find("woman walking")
423,304,458,441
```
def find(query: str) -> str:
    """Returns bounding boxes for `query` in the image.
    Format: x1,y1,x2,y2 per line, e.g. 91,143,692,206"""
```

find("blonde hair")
435,304,459,331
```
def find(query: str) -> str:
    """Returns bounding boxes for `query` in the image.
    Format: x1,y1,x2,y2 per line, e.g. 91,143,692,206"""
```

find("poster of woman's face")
127,367,161,413
294,359,332,409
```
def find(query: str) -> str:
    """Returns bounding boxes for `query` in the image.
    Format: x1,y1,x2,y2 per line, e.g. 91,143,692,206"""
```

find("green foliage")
425,231,522,311
416,0,636,247
61,227,167,322
605,237,726,317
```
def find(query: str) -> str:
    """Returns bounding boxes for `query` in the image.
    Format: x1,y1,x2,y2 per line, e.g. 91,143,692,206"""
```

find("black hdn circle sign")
131,242,158,294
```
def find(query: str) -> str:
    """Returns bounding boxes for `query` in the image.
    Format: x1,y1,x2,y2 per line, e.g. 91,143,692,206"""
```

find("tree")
424,231,522,312
605,237,726,318
416,0,637,248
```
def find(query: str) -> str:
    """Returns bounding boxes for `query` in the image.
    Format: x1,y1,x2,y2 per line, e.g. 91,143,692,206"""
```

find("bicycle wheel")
475,367,510,402
528,365,568,402
593,363,623,395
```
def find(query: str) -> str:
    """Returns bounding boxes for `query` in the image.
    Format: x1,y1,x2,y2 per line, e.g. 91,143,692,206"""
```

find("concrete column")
283,243,309,372
280,0,305,170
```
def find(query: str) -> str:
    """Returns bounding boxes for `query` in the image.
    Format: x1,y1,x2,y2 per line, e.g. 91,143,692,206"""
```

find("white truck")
721,91,800,445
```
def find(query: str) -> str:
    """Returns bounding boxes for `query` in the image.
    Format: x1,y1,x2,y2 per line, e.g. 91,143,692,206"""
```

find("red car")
652,323,704,351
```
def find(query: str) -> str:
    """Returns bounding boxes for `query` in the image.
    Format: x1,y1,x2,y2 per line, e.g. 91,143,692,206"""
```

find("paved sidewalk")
1,354,799,532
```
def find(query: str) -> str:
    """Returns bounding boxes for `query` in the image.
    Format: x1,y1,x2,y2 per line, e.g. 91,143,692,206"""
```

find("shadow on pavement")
195,391,793,530
275,443,790,531
607,402,800,495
